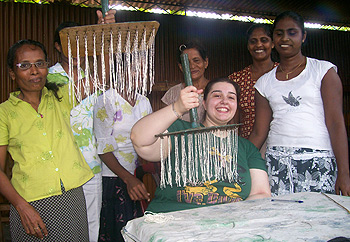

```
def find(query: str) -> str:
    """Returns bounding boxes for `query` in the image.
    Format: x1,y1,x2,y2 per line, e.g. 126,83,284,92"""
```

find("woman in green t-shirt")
131,77,271,213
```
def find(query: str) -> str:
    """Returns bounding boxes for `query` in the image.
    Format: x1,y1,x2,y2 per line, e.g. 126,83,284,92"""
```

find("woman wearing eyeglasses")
0,39,94,241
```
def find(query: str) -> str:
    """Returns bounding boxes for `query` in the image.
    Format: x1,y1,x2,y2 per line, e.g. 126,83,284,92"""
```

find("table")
122,192,350,242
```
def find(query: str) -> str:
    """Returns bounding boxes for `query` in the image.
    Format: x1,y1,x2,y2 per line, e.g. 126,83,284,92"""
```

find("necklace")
279,57,305,79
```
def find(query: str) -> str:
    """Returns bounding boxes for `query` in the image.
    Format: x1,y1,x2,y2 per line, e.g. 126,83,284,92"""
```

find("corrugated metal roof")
65,0,350,26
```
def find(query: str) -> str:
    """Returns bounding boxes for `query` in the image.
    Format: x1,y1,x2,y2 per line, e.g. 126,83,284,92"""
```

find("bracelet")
172,103,182,119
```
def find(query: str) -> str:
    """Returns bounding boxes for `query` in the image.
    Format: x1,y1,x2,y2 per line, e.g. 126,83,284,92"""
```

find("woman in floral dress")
93,89,152,241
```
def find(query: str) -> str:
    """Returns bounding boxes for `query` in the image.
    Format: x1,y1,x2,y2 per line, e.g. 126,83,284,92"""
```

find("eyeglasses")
15,61,49,70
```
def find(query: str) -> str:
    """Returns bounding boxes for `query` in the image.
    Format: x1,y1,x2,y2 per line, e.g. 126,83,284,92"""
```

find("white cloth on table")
122,192,350,242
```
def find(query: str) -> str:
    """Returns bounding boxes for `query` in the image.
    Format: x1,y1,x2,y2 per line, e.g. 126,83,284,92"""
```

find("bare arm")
99,152,150,201
0,146,48,239
321,68,350,196
96,9,116,91
246,168,271,200
248,91,272,149
131,86,202,161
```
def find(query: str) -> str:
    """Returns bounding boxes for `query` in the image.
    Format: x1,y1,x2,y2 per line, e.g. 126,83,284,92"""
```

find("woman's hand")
174,86,203,116
96,9,117,24
0,146,48,239
131,86,203,161
15,201,48,239
125,175,150,202
98,153,151,200
335,172,350,196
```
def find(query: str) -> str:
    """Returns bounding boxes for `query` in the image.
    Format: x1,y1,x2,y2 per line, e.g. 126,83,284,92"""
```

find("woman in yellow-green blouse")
0,39,93,242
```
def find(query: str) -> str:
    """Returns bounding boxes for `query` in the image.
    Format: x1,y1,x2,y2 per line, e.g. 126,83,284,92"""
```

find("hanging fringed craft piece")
156,124,240,188
59,21,160,103
155,49,241,189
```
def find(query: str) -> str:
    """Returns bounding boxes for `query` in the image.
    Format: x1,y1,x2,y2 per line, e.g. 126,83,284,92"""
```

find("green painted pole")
180,53,200,128
101,0,109,17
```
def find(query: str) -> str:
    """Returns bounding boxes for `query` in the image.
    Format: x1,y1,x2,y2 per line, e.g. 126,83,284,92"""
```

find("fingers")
128,182,151,201
16,202,48,239
38,220,48,238
335,185,340,195
96,10,103,24
105,9,116,24
137,183,151,201
130,185,150,201
340,187,350,196
27,223,47,239
177,86,201,113
96,9,116,24
335,176,350,196
33,225,44,239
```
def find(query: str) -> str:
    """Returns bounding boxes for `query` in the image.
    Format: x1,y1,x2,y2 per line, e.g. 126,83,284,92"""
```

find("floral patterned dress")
93,89,152,241
228,63,278,138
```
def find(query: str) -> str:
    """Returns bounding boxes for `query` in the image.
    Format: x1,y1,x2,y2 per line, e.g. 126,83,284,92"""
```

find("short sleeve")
240,138,267,171
161,84,183,105
145,98,153,116
254,69,272,99
93,93,119,154
314,59,337,86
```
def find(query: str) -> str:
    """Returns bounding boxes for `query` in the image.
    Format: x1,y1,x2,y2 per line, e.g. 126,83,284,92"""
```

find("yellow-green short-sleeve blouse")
0,85,93,202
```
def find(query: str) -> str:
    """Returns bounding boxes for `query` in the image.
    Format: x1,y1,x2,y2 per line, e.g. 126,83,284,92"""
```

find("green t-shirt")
147,120,267,213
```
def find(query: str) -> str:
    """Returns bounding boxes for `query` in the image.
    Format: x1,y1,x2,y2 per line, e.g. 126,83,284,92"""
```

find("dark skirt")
99,176,143,242
10,185,89,242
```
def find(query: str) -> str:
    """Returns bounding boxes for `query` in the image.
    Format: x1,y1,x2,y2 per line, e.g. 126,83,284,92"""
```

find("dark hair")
54,21,80,45
7,39,62,101
177,40,208,64
203,77,240,102
7,39,47,69
246,24,273,40
273,11,305,34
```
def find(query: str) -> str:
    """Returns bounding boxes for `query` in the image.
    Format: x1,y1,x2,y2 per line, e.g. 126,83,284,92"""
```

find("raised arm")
321,68,350,196
94,9,116,93
0,146,48,239
248,91,272,149
131,86,202,161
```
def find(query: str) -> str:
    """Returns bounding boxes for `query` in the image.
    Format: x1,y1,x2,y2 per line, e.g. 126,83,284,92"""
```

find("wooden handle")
180,53,200,128
101,0,109,17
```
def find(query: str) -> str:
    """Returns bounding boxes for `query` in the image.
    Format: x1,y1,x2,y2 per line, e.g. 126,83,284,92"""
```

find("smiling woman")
0,39,93,241
201,80,238,127
8,44,48,107
229,24,278,139
249,11,350,197
130,77,271,213
161,40,209,122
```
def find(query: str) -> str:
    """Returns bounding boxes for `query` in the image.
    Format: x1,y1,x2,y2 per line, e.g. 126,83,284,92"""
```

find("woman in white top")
249,11,350,196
